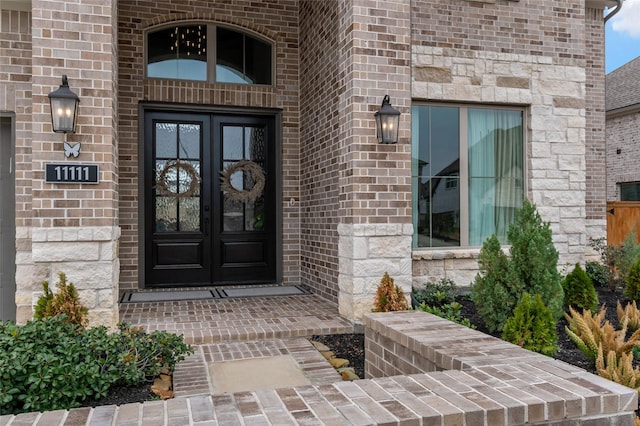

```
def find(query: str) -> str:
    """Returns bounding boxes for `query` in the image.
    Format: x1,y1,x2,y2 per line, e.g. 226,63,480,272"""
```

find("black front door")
144,111,276,286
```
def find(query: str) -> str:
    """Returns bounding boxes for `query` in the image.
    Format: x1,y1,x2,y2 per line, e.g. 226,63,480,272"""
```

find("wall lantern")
48,75,80,133
374,95,401,144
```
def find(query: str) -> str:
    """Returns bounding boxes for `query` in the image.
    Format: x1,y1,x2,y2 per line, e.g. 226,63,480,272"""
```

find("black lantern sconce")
48,75,80,134
374,95,401,144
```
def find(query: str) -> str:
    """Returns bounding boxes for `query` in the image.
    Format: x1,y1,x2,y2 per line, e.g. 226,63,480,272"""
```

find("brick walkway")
119,293,355,344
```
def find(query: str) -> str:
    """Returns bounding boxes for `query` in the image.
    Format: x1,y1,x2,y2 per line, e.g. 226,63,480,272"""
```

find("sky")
606,0,640,73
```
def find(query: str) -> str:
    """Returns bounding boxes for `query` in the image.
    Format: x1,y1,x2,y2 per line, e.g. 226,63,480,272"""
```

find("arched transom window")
147,24,273,85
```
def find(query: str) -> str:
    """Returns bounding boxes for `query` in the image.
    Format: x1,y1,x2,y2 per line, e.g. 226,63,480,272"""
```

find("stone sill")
412,247,481,261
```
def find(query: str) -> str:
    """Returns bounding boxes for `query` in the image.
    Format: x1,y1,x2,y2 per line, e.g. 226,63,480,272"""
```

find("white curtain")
468,109,523,245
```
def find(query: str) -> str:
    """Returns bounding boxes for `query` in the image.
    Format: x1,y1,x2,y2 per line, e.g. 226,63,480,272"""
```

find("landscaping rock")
329,358,349,368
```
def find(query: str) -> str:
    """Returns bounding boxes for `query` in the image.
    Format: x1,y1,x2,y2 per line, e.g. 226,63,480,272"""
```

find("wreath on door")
220,159,265,203
156,160,201,198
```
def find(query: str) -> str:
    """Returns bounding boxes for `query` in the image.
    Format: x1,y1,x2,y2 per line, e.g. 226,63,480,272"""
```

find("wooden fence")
607,201,640,246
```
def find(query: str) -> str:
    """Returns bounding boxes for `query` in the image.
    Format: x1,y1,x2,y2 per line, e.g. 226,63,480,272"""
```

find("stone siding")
413,46,588,271
31,226,120,328
338,224,413,321
408,0,603,283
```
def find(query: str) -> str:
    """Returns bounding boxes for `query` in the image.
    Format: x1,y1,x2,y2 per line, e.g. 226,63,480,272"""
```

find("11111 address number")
45,163,99,184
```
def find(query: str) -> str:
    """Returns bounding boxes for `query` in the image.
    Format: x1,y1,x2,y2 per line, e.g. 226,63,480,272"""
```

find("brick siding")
0,6,33,322
299,2,341,302
585,7,607,243
607,111,640,199
117,0,300,290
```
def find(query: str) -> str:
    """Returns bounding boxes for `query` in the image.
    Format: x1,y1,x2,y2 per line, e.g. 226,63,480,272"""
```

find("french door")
144,111,276,286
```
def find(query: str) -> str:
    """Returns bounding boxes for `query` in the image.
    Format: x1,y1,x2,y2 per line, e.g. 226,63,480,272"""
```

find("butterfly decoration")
63,142,81,158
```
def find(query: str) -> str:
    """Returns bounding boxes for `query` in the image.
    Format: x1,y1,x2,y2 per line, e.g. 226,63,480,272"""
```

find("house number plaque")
45,163,99,184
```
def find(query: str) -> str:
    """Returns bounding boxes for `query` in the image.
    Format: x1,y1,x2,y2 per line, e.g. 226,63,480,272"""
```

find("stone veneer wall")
117,0,300,291
410,1,597,287
335,0,413,322
606,111,640,200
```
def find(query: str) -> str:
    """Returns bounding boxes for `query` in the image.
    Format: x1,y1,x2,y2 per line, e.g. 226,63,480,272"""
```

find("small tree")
34,272,88,327
502,292,558,356
471,199,564,332
562,263,598,313
507,200,564,320
373,272,408,312
471,235,522,332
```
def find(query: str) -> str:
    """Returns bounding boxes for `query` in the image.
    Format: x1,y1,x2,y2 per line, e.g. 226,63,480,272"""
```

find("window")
147,24,272,85
620,182,640,201
412,105,524,248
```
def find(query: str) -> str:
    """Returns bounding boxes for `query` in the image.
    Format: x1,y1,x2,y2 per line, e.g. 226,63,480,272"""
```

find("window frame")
144,22,275,86
619,182,640,201
411,102,528,249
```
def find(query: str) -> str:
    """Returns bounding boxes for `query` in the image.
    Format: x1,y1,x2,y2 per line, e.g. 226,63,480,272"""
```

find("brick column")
22,0,119,327
337,0,412,322
585,7,607,251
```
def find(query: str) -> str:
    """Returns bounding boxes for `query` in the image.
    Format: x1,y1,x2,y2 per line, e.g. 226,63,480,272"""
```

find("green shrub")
618,231,640,285
471,200,564,333
502,293,558,356
507,200,564,320
562,263,598,313
625,256,640,303
417,301,475,329
471,235,522,332
412,278,457,307
34,272,88,327
585,261,611,288
0,316,193,415
589,232,640,290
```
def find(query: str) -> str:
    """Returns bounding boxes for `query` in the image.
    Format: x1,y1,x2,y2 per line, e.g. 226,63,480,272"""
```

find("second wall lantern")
48,75,80,133
374,95,400,144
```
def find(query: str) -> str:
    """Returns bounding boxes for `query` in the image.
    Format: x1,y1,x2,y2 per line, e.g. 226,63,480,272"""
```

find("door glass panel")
156,123,177,158
223,126,243,160
221,125,267,232
246,127,265,161
179,124,201,158
179,197,200,231
154,124,202,233
156,196,177,232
